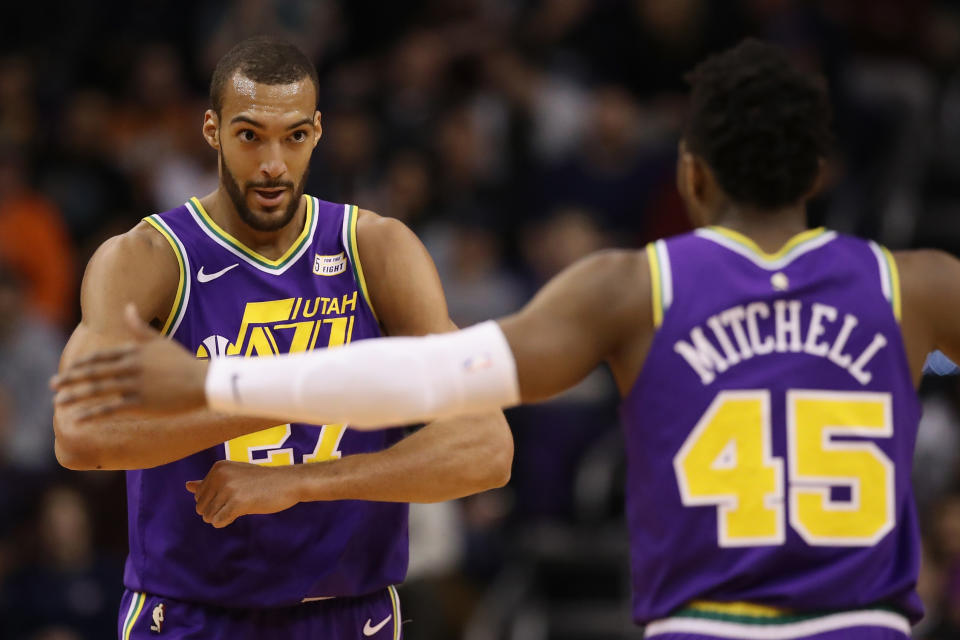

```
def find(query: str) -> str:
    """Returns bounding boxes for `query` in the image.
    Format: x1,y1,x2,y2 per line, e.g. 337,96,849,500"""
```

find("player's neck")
710,204,809,255
200,189,307,260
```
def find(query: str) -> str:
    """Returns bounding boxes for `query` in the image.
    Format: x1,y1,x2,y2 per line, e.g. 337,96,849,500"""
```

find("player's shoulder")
353,208,433,272
355,208,417,247
579,247,649,281
892,248,960,305
890,247,956,272
553,248,651,320
81,220,181,314
89,220,178,274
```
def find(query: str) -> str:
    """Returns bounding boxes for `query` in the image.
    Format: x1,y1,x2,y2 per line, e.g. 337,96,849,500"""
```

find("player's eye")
290,130,308,143
238,129,257,142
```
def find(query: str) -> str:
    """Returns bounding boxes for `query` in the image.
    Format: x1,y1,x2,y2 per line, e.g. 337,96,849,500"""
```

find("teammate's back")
623,226,921,634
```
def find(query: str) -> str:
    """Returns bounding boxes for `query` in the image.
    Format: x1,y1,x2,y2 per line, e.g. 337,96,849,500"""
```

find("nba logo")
196,335,232,359
150,603,165,633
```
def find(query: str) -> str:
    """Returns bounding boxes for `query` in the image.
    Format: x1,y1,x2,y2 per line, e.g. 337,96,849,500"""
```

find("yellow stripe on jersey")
143,216,186,336
688,600,789,619
189,195,314,269
708,226,828,262
880,246,902,322
347,205,379,323
646,243,664,328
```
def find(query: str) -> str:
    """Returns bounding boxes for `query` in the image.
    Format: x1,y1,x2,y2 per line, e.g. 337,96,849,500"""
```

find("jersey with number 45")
124,196,407,608
623,227,922,627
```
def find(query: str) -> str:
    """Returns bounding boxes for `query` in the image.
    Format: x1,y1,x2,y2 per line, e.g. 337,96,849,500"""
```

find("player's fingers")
73,395,139,421
51,358,139,390
210,502,240,528
185,480,201,495
194,478,222,517
61,344,137,371
54,378,138,406
202,494,231,525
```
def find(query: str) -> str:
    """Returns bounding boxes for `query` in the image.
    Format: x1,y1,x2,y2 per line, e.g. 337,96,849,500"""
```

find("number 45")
674,390,894,548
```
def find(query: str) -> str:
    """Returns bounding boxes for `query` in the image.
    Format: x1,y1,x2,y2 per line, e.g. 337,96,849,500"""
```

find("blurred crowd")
3,1,960,638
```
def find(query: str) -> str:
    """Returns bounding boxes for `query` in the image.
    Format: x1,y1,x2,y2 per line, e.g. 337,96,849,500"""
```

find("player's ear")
203,110,220,150
312,110,322,148
804,156,829,200
677,140,712,227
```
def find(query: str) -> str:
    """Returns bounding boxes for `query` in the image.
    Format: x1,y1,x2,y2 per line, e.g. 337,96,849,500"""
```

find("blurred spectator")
0,56,38,149
508,208,620,522
914,379,960,514
38,90,139,244
3,485,121,640
309,107,381,205
0,261,63,472
484,50,590,165
401,501,470,640
0,144,75,329
532,85,678,241
200,0,344,76
383,30,451,147
921,491,960,639
369,149,436,228
434,221,525,328
109,44,212,212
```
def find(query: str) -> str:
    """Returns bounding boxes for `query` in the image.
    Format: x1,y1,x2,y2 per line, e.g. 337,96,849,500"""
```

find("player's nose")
259,142,287,179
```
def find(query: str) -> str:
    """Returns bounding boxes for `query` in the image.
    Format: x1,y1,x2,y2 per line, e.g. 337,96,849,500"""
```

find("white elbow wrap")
205,321,520,429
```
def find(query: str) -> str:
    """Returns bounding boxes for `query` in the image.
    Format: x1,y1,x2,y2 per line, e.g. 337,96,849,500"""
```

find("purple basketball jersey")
125,196,408,608
622,227,922,635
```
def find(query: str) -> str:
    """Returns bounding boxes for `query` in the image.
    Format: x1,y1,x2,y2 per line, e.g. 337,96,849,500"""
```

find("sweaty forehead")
221,72,315,120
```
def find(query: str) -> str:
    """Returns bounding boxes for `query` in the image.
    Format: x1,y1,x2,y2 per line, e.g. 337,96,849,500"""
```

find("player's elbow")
53,411,104,470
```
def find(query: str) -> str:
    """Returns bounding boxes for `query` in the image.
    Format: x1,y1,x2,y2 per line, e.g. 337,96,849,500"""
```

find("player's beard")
220,154,308,232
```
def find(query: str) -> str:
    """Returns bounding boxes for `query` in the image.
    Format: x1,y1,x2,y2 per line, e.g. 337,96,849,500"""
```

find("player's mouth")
251,187,287,208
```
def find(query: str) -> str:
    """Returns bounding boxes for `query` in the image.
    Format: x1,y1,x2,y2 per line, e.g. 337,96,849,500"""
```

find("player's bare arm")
499,248,652,400
53,222,276,470
55,245,652,432
895,249,960,385
181,210,514,527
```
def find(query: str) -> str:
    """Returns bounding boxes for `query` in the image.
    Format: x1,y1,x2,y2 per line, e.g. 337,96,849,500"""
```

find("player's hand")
51,304,209,420
185,460,301,528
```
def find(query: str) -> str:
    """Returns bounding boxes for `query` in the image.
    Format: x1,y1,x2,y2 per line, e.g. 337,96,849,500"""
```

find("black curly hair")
683,39,833,209
210,36,319,115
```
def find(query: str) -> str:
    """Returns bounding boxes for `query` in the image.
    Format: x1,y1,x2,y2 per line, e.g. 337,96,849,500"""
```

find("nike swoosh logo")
363,615,392,637
197,264,239,283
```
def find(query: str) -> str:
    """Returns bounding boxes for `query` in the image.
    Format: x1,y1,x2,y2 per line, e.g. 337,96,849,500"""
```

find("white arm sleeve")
205,321,520,429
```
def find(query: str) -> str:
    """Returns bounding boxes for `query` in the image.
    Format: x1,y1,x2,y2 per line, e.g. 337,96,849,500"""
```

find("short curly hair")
210,36,319,115
683,39,833,209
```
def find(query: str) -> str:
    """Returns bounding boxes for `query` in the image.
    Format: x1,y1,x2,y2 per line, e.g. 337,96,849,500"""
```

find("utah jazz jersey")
623,228,921,637
125,196,407,608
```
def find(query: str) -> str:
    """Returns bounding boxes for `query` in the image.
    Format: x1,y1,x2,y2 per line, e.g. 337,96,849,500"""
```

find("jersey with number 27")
622,227,922,624
124,195,408,608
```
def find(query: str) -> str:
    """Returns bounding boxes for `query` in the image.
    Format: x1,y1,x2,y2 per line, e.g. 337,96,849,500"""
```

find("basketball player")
55,40,953,638
51,37,512,639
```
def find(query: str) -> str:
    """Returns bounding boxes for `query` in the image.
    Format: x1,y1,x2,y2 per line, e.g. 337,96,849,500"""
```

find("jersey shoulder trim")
342,204,379,323
695,226,837,271
184,195,317,274
143,214,191,337
868,241,902,323
646,239,673,328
